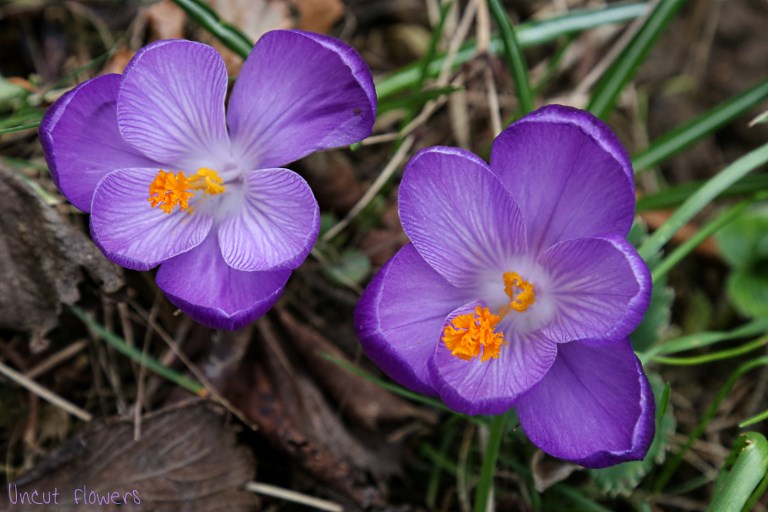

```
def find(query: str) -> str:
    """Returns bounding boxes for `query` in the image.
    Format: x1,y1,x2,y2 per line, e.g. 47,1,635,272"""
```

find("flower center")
441,272,536,363
148,168,225,214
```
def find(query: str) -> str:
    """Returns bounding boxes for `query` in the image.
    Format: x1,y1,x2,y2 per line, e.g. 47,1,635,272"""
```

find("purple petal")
217,169,319,271
90,167,213,271
515,339,655,468
538,235,651,344
490,105,635,254
399,147,528,288
118,40,230,169
354,244,469,395
156,233,291,330
39,74,159,212
429,304,557,416
227,30,375,170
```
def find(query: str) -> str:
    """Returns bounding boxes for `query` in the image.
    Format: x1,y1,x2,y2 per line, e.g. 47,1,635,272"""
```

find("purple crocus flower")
355,105,654,468
40,30,376,330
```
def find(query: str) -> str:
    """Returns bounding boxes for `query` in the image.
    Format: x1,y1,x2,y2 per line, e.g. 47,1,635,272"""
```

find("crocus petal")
355,244,469,395
90,167,213,271
399,147,528,288
227,29,376,170
118,40,230,169
490,105,635,253
218,169,319,272
39,74,159,212
515,339,655,468
429,304,557,416
156,233,291,330
538,235,651,344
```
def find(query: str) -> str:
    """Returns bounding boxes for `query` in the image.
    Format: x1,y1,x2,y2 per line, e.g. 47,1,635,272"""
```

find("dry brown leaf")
0,166,122,338
222,317,389,508
277,309,436,429
5,403,258,512
101,48,134,75
291,0,344,33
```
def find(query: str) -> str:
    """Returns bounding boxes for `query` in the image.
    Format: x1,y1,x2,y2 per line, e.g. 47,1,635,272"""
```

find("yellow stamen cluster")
503,272,536,312
148,168,225,214
442,306,505,362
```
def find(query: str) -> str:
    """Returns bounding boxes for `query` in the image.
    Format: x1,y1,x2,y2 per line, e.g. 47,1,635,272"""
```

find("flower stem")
474,413,507,512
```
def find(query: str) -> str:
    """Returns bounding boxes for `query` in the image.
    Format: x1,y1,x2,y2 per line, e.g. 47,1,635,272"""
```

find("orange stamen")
503,272,535,312
442,306,505,362
148,168,225,214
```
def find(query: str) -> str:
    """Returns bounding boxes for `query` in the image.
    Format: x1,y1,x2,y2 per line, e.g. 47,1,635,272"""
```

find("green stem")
474,413,507,512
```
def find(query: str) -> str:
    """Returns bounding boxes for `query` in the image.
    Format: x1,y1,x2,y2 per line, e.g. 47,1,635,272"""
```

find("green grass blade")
706,432,768,512
638,142,768,262
171,0,253,59
640,318,768,363
653,335,768,366
0,122,40,134
474,413,507,512
633,80,768,172
740,408,768,429
637,174,768,212
70,305,205,395
375,2,649,99
744,471,768,512
587,0,688,119
651,200,751,282
488,0,534,114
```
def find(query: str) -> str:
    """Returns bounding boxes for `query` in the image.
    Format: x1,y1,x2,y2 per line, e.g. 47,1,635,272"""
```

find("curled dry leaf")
530,450,581,493
0,165,122,337
6,403,258,512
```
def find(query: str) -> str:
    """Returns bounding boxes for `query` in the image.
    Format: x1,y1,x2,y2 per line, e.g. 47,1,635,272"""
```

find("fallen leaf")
5,403,258,512
277,309,436,429
0,165,122,338
291,0,344,33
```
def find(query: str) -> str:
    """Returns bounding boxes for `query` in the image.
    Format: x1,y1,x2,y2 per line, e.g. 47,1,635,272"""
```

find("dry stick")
0,361,92,422
25,339,88,379
570,0,656,102
134,293,162,441
245,482,343,512
475,0,503,138
126,300,260,432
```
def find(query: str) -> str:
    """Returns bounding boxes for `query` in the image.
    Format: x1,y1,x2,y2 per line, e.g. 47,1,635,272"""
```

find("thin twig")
25,339,88,379
0,361,92,422
245,482,343,512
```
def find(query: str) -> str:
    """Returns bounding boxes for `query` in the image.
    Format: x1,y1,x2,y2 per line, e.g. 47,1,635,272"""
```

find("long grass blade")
638,142,768,262
487,0,534,114
633,80,768,172
588,0,688,119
